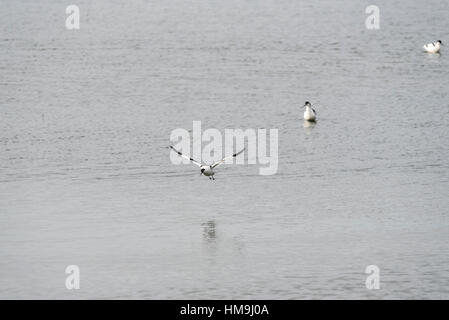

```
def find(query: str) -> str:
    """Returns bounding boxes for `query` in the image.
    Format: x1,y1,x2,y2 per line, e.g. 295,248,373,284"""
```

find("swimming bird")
303,101,317,122
169,146,245,180
423,40,442,53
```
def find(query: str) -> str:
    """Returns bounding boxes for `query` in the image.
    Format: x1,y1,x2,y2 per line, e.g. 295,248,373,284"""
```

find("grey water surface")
1,0,449,299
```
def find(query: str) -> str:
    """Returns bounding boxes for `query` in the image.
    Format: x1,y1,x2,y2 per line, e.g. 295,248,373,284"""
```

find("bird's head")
437,40,443,45
200,168,205,175
304,101,311,107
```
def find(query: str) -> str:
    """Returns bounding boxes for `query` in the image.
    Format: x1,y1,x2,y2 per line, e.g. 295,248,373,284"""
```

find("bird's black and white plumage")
423,40,442,53
303,101,317,122
169,146,245,180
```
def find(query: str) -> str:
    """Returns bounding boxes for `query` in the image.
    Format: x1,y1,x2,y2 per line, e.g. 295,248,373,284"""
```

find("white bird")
303,101,317,122
169,146,245,180
423,40,442,53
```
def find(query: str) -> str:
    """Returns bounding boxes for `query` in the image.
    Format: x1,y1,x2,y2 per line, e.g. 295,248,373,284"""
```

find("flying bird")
169,146,245,180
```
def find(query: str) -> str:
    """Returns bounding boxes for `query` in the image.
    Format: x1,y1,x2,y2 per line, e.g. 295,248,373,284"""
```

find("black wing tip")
170,146,198,163
233,148,245,157
169,146,183,156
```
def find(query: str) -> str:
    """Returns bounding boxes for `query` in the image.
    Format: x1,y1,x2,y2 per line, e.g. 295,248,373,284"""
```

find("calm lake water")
1,0,448,299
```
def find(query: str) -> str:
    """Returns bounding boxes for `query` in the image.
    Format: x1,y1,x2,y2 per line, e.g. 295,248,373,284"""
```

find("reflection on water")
426,52,441,60
303,120,316,133
202,220,216,243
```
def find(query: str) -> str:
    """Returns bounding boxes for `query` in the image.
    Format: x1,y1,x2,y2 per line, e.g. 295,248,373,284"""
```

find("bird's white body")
423,41,441,53
304,105,316,122
200,165,214,177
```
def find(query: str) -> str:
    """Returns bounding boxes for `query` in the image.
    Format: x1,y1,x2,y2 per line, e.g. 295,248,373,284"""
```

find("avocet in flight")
169,146,245,180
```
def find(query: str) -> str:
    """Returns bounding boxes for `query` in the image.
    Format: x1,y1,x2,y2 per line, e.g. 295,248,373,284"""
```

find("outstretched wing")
169,146,202,167
211,148,245,169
